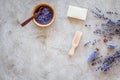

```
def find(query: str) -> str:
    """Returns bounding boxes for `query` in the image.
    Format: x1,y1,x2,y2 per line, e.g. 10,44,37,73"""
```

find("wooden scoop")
68,31,82,57
21,7,43,27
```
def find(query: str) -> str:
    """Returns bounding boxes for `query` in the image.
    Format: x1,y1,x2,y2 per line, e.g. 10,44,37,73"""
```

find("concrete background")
0,0,120,80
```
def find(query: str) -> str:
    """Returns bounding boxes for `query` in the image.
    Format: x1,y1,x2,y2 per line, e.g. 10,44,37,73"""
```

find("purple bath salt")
107,43,116,49
35,6,53,25
88,50,97,62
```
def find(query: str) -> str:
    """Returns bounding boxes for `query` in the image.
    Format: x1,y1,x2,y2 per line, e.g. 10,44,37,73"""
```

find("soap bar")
67,5,88,20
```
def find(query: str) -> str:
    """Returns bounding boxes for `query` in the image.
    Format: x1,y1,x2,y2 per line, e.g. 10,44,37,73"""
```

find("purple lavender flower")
106,11,113,14
113,50,120,60
101,20,115,27
95,7,101,13
97,50,120,72
35,6,53,25
92,7,108,20
116,20,120,26
97,56,115,72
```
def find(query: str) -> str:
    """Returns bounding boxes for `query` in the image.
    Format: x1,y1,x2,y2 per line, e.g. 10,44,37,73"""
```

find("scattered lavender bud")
115,28,120,34
95,7,101,13
94,39,97,43
92,10,108,20
106,11,113,14
95,24,99,27
114,12,118,15
113,50,120,59
94,27,120,35
89,25,91,27
84,39,101,47
84,43,88,46
106,11,119,15
85,24,87,27
84,41,91,46
116,20,120,26
107,43,116,49
101,30,106,34
97,39,101,42
102,19,115,27
97,60,102,64
88,50,97,62
92,11,100,17
107,36,112,41
102,20,120,27
101,24,106,26
92,42,95,45
94,29,102,34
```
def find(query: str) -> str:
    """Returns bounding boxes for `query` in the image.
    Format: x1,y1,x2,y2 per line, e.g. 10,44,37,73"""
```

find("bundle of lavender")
92,7,120,35
87,8,120,73
96,50,120,72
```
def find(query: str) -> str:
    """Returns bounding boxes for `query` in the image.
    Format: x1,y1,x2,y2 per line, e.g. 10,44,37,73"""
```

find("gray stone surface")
0,0,120,80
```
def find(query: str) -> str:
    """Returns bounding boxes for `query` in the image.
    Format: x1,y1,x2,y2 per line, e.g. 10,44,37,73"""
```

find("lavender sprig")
92,7,108,20
95,7,101,13
96,50,120,72
101,19,120,27
94,27,120,35
106,11,119,15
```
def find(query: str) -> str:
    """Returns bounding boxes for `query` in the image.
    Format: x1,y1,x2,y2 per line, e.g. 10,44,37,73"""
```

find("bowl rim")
32,3,56,28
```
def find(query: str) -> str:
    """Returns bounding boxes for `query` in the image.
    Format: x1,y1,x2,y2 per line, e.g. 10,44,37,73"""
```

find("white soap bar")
67,5,88,20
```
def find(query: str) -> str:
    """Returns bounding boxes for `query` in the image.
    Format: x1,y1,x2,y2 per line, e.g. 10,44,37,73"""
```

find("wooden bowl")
32,3,56,28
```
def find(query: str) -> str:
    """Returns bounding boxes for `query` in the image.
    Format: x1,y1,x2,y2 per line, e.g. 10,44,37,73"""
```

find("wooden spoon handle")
21,16,34,27
68,47,75,57
20,7,43,27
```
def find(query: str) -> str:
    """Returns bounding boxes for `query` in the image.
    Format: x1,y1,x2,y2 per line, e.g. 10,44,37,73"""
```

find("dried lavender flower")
101,19,120,27
92,7,108,20
107,36,112,41
101,19,115,27
97,50,120,72
92,7,120,36
84,41,91,46
116,20,120,26
97,56,115,72
95,7,101,13
94,27,120,35
115,12,118,15
106,11,119,15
